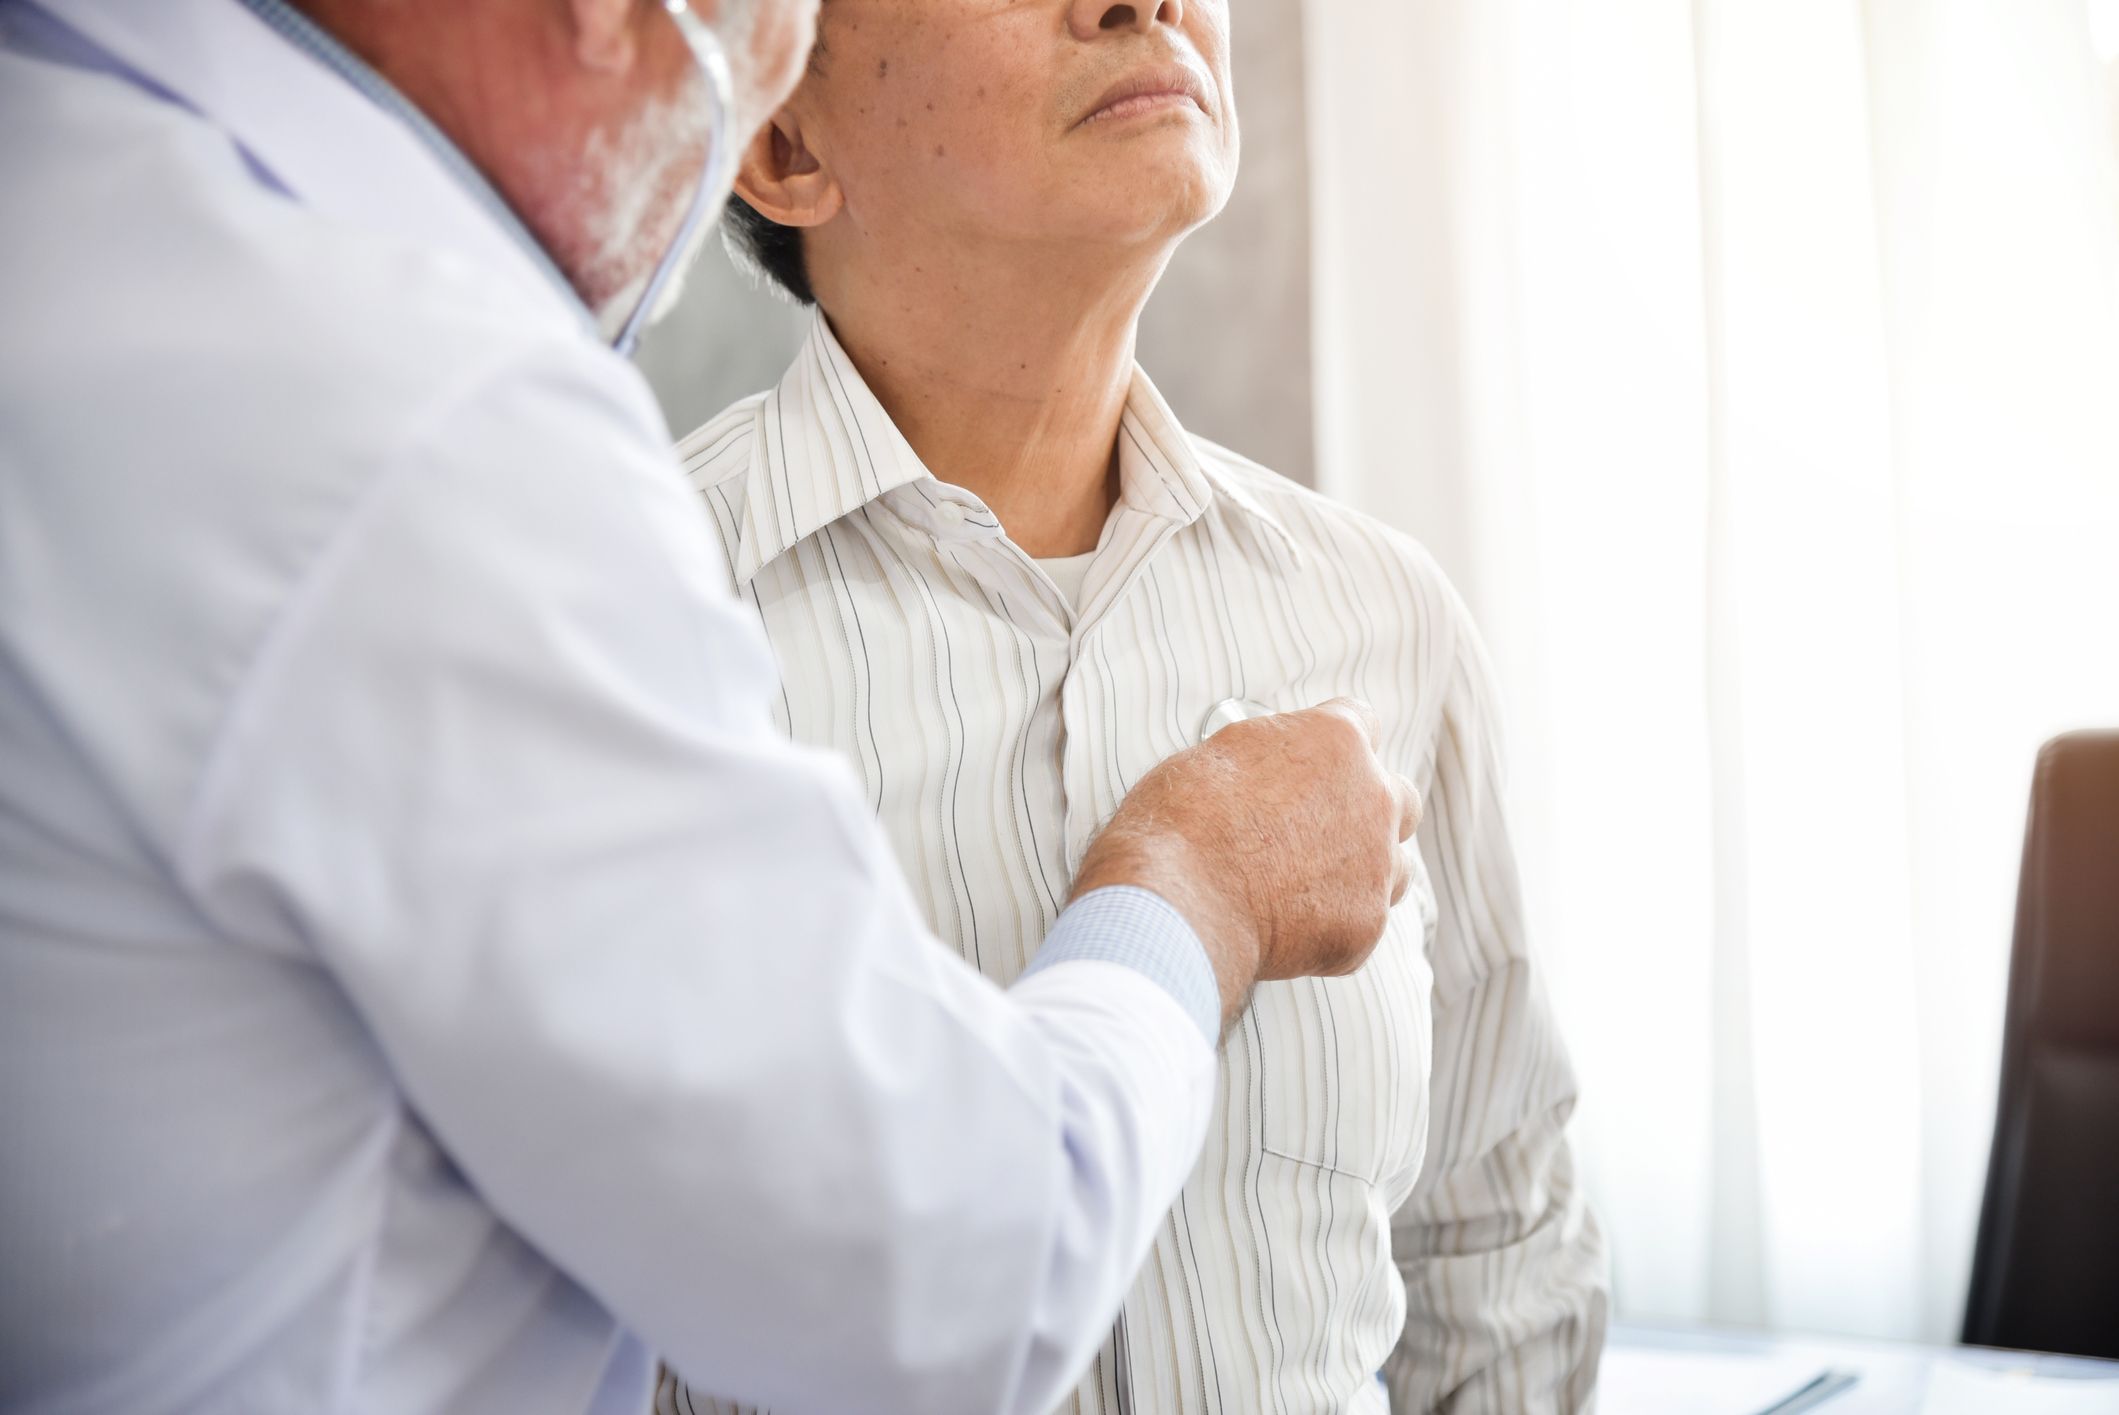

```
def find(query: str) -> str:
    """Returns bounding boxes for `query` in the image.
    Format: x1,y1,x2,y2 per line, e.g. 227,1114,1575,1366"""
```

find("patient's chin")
1078,163,1235,248
1100,133,1237,228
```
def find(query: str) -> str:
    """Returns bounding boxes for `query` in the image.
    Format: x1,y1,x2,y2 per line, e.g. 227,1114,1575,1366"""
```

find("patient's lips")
1078,63,1212,128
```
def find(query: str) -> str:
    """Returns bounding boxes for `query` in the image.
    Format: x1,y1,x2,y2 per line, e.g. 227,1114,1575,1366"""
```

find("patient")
664,2,1607,1411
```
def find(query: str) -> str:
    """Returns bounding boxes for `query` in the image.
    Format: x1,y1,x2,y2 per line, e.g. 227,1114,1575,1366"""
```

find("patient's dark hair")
722,13,824,307
724,198,816,306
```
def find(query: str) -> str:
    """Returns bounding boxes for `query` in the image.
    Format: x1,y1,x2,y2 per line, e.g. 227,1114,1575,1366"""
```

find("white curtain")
1306,0,2119,1343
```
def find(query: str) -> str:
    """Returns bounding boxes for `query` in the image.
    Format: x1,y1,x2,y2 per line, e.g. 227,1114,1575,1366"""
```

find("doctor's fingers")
1389,840,1417,906
1392,774,1424,843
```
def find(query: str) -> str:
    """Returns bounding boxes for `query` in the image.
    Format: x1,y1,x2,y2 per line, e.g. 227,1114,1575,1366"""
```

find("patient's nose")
1068,0,1184,40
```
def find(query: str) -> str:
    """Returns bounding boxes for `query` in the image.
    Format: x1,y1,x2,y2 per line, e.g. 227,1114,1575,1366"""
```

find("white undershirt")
1038,550,1098,611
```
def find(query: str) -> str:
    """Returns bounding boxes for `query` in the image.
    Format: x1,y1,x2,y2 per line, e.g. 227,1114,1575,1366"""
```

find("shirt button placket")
1058,661,1099,874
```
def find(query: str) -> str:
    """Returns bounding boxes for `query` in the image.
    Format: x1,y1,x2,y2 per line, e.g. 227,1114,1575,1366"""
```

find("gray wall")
637,0,1315,486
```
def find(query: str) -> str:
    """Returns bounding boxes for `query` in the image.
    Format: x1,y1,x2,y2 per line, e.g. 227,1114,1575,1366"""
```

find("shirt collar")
1113,357,1304,560
27,0,592,334
734,310,1302,585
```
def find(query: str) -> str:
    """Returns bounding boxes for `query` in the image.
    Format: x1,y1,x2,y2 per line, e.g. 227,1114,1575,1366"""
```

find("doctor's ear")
565,0,641,72
736,112,843,230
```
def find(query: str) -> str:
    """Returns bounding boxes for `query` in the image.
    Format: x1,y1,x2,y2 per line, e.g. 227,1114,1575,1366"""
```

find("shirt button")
936,501,969,527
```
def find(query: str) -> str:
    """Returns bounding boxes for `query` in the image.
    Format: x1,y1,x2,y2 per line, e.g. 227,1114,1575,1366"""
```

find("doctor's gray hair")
723,198,814,305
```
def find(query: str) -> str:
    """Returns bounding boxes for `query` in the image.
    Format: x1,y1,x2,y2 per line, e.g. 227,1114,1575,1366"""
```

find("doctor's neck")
807,232,1177,561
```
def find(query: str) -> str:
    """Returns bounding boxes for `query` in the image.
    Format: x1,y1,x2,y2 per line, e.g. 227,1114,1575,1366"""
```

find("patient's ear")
736,111,843,229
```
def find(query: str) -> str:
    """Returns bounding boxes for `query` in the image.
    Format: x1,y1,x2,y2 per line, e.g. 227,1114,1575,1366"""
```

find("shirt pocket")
1232,880,1436,1187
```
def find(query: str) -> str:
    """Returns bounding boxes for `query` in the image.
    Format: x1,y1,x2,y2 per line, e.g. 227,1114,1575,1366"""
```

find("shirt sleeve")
1382,613,1610,1413
175,348,1219,1415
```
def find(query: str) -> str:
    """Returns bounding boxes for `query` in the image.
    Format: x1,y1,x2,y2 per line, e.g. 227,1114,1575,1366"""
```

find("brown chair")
1962,731,2119,1358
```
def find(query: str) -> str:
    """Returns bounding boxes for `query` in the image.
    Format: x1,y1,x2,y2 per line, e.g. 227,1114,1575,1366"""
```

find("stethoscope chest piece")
1199,698,1274,744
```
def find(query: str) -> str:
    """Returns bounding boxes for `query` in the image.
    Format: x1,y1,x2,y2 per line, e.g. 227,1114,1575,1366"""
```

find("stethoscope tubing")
611,0,738,358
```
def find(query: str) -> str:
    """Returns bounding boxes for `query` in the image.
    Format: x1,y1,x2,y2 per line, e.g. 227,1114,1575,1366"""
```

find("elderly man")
664,1,1610,1411
0,1,1423,1411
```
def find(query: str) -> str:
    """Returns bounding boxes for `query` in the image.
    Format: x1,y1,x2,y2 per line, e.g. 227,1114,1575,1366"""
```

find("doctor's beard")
583,90,717,340
583,1,769,339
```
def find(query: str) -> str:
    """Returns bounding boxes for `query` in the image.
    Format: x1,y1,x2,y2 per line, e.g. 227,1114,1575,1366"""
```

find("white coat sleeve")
176,348,1220,1415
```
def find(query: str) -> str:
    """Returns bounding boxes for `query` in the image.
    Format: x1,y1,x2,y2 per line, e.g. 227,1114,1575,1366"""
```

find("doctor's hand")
1072,699,1421,1033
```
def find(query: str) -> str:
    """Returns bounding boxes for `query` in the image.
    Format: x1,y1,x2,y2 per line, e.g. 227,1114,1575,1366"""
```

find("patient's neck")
811,243,1167,559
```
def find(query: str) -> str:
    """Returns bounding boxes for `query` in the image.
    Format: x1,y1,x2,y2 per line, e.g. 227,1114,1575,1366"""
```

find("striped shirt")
663,313,1608,1414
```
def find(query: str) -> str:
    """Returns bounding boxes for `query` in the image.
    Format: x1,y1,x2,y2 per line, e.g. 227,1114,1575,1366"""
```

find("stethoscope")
1199,698,1273,742
609,0,740,358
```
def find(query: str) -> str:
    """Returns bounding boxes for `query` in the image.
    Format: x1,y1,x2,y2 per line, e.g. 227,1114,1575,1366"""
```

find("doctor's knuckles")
1076,697,1420,1029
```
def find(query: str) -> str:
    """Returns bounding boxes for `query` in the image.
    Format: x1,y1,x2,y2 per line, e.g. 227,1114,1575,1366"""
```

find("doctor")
0,1,1419,1413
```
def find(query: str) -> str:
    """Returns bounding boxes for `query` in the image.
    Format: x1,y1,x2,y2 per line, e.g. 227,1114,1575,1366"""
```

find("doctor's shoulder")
1,45,644,444
3,47,657,503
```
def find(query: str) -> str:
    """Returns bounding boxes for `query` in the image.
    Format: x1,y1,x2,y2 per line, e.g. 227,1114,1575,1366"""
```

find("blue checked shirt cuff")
1020,886,1220,1042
